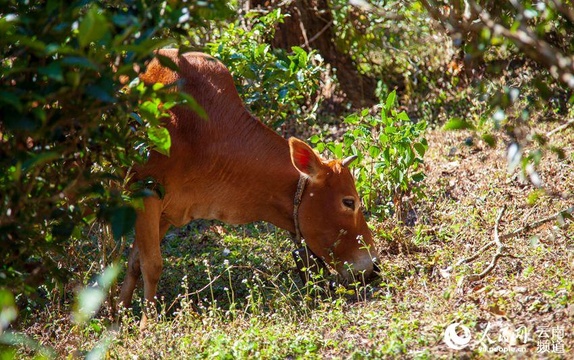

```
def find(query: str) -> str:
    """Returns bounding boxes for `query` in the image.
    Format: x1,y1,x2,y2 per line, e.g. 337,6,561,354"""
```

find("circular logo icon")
444,322,472,350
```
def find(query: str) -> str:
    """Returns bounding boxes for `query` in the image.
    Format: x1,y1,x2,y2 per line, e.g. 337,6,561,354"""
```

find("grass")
6,119,572,359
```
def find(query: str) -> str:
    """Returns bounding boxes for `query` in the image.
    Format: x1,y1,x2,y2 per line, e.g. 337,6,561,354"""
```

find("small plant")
312,90,428,221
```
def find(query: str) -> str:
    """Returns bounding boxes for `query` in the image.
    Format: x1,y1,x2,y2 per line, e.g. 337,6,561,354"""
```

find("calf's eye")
342,198,355,210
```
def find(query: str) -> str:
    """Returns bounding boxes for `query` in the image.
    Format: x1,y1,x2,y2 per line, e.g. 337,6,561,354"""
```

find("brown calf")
119,49,378,312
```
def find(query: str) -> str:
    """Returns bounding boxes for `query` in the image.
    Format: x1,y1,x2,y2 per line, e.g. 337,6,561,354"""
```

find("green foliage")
0,0,227,301
330,1,442,98
312,91,428,219
206,9,325,129
0,290,17,335
443,118,476,131
0,266,119,359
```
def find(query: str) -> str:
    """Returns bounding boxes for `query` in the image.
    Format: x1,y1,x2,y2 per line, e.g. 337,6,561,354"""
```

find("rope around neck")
292,174,307,246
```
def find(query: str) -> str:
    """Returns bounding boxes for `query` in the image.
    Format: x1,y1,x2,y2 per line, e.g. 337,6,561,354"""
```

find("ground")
13,119,573,359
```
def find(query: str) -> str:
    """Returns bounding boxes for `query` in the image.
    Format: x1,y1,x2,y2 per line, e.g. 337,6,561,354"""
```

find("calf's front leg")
119,197,169,321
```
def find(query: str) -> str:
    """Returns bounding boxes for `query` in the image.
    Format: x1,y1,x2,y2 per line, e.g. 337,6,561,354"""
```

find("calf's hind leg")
119,243,141,309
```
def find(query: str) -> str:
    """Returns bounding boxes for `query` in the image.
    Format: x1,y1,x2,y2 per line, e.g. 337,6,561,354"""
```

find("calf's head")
289,138,378,283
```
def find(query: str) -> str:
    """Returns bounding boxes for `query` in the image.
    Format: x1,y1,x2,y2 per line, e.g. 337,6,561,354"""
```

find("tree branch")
549,0,574,24
467,0,574,89
420,0,574,89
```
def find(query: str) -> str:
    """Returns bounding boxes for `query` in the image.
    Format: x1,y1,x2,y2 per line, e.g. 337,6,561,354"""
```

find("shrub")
312,91,428,221
0,0,228,300
206,9,325,130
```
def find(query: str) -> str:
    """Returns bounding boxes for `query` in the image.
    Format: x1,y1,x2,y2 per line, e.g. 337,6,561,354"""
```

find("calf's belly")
161,194,258,228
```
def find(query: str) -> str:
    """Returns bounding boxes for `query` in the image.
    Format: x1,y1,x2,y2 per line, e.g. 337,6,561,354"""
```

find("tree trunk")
250,0,378,108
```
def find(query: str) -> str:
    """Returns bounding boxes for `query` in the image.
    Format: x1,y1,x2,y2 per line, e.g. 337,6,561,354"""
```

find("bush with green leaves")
312,91,428,220
0,0,229,300
206,9,325,130
330,1,447,99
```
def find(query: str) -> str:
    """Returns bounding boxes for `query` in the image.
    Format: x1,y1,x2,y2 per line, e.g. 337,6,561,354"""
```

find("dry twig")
500,206,574,240
443,206,510,281
546,119,574,137
443,205,573,282
302,20,334,48
465,206,508,281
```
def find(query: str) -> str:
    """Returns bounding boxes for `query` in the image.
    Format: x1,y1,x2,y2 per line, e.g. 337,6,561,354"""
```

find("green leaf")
62,56,99,70
86,84,116,103
73,265,119,325
343,134,354,147
309,134,321,144
396,111,410,121
12,34,46,53
255,43,268,58
76,288,105,321
278,86,288,100
291,46,308,64
0,289,17,326
344,113,359,125
38,61,64,82
178,93,208,120
152,83,165,91
119,39,176,58
275,60,289,71
131,176,165,199
404,147,414,166
443,118,476,131
140,100,161,120
22,152,60,172
328,143,344,158
412,172,425,182
413,142,427,157
291,46,305,55
368,145,381,158
385,125,397,134
78,5,109,48
379,133,389,144
0,91,23,112
110,206,136,241
148,126,172,156
481,133,497,147
385,90,397,112
99,264,120,289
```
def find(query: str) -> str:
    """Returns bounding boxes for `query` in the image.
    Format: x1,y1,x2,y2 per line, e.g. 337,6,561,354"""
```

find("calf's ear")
289,137,324,181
